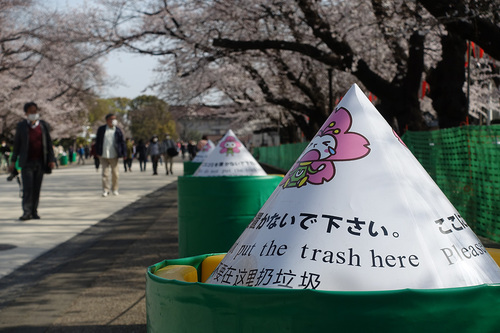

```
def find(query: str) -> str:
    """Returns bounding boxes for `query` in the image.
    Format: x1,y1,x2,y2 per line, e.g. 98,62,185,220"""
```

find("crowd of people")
2,132,205,176
3,105,209,220
88,130,202,176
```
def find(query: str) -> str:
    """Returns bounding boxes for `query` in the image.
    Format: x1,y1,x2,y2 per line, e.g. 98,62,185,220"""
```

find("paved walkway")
0,158,184,332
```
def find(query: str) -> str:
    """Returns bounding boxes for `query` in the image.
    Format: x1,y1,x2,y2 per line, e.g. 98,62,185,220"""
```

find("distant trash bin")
70,152,76,163
60,155,68,166
177,175,283,257
183,161,201,176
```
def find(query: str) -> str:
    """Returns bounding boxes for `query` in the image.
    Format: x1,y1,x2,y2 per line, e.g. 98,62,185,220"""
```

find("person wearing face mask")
146,135,161,175
95,113,126,197
10,102,56,221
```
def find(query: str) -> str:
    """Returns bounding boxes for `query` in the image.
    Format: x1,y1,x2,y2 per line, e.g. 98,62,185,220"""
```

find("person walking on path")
95,113,126,197
9,102,56,220
161,134,177,175
180,141,187,160
123,138,134,172
0,139,11,171
146,135,161,175
68,146,74,165
136,139,148,172
90,139,100,172
187,140,197,160
77,144,85,165
197,135,208,152
52,145,59,169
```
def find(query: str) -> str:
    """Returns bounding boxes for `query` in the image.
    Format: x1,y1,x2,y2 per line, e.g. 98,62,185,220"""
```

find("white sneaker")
112,190,119,196
102,191,109,197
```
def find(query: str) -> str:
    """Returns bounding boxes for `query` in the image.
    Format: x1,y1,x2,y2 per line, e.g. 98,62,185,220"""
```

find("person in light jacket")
95,113,126,197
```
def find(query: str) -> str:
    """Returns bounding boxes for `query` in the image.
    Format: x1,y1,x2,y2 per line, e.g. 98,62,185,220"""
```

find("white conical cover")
207,84,500,291
194,130,267,177
192,140,215,163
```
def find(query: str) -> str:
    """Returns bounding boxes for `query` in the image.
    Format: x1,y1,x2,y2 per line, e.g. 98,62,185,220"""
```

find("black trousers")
124,158,132,171
151,155,160,174
21,160,44,216
139,159,147,171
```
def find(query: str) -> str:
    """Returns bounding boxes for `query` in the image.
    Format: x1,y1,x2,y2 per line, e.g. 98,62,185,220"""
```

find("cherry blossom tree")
82,0,436,135
0,0,108,140
418,0,500,124
7,0,498,141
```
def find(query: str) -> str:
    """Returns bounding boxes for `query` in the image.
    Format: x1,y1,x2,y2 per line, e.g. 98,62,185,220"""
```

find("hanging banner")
194,130,267,177
206,84,500,291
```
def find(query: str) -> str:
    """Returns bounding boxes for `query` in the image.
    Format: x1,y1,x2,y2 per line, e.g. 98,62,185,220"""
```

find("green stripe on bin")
177,175,282,257
146,255,500,333
183,161,201,175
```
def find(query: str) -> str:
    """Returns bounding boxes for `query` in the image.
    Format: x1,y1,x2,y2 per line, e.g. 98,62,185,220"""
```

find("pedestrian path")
0,159,183,279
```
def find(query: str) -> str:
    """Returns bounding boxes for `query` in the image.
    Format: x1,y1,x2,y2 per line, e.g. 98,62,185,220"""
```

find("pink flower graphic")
202,142,213,152
282,107,370,189
219,136,241,156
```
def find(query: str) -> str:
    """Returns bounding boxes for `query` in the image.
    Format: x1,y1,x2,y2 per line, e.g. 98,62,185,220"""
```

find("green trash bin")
146,254,500,333
60,155,68,166
183,161,202,176
177,175,283,257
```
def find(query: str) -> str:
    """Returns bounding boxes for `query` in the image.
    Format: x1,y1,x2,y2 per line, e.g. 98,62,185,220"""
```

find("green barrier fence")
253,142,308,172
253,126,500,242
402,126,500,242
146,254,500,333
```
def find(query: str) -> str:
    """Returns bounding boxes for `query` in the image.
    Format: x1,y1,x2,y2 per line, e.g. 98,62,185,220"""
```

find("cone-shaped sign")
192,140,215,163
194,130,267,177
207,84,500,291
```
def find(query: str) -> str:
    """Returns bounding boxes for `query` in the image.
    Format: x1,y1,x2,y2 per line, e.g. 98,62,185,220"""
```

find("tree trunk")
355,31,427,134
427,33,468,128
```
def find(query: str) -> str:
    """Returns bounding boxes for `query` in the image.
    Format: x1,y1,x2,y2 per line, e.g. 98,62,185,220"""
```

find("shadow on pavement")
0,182,179,332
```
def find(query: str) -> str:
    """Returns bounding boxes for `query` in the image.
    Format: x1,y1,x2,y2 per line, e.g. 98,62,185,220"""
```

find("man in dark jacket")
10,102,56,220
95,113,126,197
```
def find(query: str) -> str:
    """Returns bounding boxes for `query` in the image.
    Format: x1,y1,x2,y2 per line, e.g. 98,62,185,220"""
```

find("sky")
102,51,158,100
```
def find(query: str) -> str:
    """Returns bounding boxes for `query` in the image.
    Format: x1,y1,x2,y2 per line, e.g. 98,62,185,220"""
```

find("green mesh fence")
253,126,500,242
402,126,500,242
253,142,308,172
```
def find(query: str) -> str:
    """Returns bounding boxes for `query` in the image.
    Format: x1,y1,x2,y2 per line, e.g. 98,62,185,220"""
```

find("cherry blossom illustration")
219,136,242,156
282,107,371,189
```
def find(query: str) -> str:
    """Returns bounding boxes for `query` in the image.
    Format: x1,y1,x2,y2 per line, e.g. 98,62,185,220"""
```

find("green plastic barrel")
183,161,202,175
60,155,68,166
177,175,282,257
146,254,500,333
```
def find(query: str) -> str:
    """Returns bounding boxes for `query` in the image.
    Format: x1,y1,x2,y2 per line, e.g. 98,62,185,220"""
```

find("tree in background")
86,97,131,136
419,0,500,125
3,0,498,141
76,0,499,137
0,1,108,140
128,95,177,142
